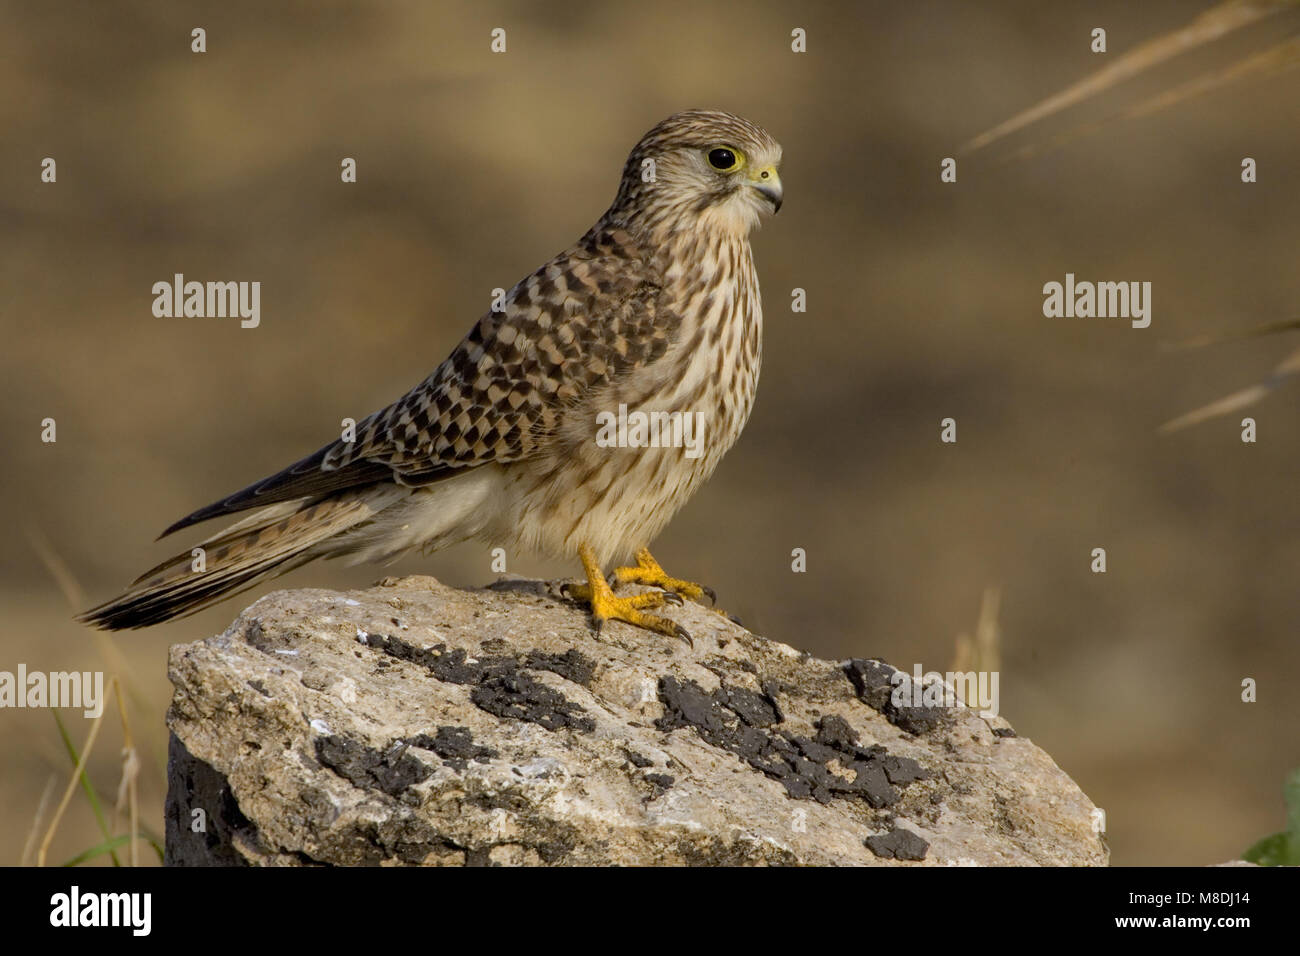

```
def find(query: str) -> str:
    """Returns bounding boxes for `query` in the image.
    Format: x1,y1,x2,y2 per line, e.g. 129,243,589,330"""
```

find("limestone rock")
163,575,1108,866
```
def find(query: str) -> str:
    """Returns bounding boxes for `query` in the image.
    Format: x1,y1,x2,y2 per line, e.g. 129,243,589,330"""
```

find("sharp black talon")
674,624,694,648
726,613,743,626
702,585,717,606
662,592,684,606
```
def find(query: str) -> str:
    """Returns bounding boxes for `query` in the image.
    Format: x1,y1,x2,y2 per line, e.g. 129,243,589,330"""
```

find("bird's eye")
707,147,740,171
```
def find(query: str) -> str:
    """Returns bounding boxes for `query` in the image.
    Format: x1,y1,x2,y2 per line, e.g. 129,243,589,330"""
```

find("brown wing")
162,225,679,537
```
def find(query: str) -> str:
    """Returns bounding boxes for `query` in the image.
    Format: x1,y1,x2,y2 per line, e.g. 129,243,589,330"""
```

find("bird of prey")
81,109,783,643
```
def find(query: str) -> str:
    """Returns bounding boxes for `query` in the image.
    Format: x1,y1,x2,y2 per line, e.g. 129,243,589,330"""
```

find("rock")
163,575,1108,866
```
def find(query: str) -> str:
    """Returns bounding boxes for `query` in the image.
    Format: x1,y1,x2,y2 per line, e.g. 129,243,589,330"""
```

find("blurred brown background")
2,0,1298,866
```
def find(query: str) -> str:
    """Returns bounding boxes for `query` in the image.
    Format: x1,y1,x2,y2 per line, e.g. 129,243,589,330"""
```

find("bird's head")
611,109,783,239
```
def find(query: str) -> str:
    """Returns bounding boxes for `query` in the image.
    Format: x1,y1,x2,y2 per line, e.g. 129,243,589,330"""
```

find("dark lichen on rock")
656,676,928,807
844,658,955,735
405,726,498,771
313,734,432,797
865,826,930,861
358,632,595,732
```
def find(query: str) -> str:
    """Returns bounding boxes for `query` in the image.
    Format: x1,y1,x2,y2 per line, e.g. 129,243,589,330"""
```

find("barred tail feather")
79,488,401,630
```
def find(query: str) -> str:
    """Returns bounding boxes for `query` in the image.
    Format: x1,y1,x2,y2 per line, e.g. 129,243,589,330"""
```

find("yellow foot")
566,544,693,646
610,548,717,606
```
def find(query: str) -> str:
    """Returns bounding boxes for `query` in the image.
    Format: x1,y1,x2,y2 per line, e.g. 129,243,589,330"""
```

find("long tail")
79,488,401,630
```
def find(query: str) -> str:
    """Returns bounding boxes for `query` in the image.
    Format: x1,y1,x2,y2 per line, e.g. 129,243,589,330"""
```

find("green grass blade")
52,710,121,867
60,834,133,868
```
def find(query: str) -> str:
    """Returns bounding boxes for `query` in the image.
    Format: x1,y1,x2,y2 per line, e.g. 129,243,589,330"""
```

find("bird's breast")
658,232,763,451
488,232,764,563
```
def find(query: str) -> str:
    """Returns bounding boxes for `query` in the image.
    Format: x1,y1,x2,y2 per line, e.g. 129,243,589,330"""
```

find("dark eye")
708,147,738,171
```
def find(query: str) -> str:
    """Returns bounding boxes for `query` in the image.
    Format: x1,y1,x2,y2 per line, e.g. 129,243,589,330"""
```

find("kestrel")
82,110,784,643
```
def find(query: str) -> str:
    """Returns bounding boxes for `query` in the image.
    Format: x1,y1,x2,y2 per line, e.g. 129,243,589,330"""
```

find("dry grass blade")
1124,32,1300,121
38,686,111,867
963,0,1294,153
27,521,154,724
1162,340,1300,431
37,675,148,867
1161,381,1278,431
112,680,140,867
27,523,154,866
1164,317,1300,350
952,587,1002,690
1004,35,1300,161
20,773,58,866
25,523,86,611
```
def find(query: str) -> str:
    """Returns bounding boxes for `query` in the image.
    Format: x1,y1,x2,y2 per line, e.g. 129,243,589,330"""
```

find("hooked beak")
751,166,783,213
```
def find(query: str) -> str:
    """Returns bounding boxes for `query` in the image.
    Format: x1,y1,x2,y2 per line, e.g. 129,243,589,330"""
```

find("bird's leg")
567,543,692,646
609,547,717,606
